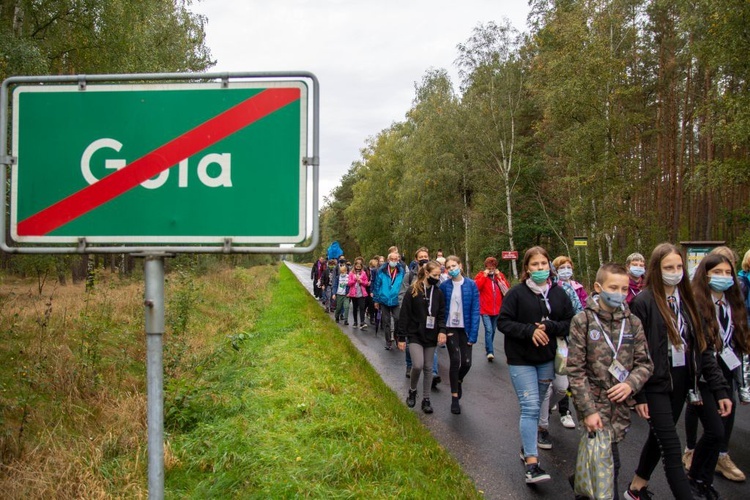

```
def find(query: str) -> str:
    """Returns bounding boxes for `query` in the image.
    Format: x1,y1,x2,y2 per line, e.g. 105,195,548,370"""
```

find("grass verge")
164,265,479,498
0,263,479,498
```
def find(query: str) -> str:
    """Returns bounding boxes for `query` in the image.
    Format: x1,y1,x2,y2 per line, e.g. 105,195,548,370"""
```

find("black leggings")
686,363,736,454
350,297,366,324
446,328,472,394
635,367,693,500
686,382,726,485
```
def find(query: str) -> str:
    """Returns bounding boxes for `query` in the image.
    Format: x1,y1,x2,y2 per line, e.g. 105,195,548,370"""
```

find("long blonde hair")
411,261,441,297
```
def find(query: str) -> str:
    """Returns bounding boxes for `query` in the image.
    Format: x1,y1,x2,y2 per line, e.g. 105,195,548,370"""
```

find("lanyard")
667,290,687,343
539,286,551,314
715,297,733,347
427,285,434,316
592,310,627,358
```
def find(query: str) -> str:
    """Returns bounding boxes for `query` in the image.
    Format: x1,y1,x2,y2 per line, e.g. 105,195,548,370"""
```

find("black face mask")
418,259,429,267
427,276,440,286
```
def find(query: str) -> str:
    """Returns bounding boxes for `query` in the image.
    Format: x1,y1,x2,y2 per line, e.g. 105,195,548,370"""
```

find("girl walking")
682,253,749,493
397,261,446,414
624,243,731,500
440,256,480,415
499,246,575,484
347,257,370,329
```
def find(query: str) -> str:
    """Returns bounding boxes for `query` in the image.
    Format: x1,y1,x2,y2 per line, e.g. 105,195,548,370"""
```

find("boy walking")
567,263,653,499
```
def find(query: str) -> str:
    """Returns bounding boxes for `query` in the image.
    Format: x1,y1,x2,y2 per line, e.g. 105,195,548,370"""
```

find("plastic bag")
554,337,568,375
574,429,614,500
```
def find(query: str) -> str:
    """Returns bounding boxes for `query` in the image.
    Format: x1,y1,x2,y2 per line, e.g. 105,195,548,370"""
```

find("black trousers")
686,362,736,455
686,382,726,485
350,297,366,324
635,366,694,500
446,328,472,394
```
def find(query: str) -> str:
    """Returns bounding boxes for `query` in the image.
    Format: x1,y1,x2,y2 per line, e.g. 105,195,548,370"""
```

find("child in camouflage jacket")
567,263,653,497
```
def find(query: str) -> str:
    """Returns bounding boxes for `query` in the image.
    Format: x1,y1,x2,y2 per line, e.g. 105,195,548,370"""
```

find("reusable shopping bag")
574,429,614,500
554,337,568,375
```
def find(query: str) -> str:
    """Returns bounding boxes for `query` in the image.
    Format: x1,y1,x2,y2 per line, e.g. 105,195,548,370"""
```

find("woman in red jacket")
474,257,510,362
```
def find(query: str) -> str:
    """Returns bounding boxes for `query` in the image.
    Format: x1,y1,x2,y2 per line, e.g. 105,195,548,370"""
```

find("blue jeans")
481,314,499,355
509,361,554,459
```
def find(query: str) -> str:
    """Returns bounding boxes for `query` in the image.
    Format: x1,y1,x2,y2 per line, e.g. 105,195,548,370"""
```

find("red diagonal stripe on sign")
17,87,300,236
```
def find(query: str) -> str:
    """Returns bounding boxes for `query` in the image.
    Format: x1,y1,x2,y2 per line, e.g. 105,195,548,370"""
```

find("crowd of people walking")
310,243,750,499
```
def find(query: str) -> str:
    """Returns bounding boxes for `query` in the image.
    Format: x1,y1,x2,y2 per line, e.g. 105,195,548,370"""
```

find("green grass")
0,264,478,497
164,265,479,499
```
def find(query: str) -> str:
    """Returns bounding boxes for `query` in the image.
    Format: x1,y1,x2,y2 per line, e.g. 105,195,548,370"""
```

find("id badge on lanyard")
608,359,629,383
671,344,686,367
425,287,436,329
720,347,741,371
670,296,687,367
593,313,630,381
717,305,739,369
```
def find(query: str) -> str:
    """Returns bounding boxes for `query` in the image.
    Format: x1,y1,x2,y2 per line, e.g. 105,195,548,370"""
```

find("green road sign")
11,81,308,244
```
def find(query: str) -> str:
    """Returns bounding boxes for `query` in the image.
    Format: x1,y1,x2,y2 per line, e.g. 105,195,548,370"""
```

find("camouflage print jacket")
567,296,653,442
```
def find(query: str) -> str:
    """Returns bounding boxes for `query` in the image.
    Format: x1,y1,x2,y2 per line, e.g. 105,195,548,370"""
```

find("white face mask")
662,272,683,286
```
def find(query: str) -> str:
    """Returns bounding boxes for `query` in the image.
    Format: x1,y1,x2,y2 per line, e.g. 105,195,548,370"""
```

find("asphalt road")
285,262,749,499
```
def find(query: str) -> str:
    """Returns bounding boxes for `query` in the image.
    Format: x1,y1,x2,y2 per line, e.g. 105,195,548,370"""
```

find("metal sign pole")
140,253,170,500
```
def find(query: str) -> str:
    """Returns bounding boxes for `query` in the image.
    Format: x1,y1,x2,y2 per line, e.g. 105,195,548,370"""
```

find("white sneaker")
487,353,495,362
560,412,575,429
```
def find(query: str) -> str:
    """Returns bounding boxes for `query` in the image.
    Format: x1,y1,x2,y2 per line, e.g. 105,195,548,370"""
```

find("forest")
0,0,223,280
316,0,750,281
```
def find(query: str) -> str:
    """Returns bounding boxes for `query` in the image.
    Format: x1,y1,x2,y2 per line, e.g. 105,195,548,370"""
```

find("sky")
191,0,531,227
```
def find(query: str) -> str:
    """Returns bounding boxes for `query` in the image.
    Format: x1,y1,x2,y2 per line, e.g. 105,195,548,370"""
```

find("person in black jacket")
683,253,749,492
498,246,575,485
397,261,446,414
625,243,732,500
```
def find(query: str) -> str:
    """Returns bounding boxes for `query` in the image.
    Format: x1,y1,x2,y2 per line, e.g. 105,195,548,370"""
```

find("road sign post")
1,72,320,499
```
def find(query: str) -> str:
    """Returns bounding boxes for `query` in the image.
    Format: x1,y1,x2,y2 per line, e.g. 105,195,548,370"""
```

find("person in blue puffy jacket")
373,250,409,350
439,255,480,415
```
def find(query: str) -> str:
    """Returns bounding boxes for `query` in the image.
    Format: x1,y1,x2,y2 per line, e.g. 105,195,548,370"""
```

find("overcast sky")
191,0,531,212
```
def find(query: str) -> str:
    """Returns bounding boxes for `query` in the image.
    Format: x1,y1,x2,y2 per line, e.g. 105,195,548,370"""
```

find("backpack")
327,241,343,261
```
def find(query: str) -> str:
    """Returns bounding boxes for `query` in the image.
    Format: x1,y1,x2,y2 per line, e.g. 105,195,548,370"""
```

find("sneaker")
524,463,551,484
431,376,441,389
421,398,433,414
560,412,576,429
384,342,392,351
406,389,417,408
551,403,558,412
360,323,368,330
487,353,495,362
451,397,461,414
682,448,694,471
624,486,653,500
716,453,746,481
353,322,358,328
344,321,349,326
537,428,552,450
688,478,708,500
702,483,721,500
405,367,411,378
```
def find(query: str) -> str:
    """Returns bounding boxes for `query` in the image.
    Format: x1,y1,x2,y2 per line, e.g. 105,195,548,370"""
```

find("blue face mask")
448,268,461,278
599,290,626,309
530,270,550,284
388,261,398,268
709,276,734,292
557,268,573,281
629,265,645,278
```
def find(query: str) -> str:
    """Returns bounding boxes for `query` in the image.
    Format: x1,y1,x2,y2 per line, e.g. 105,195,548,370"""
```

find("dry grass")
0,264,276,498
